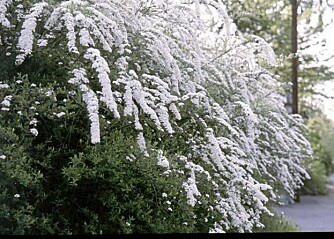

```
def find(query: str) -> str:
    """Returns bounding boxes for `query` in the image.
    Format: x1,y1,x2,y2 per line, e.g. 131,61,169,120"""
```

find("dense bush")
302,161,328,195
253,206,298,232
0,75,196,234
301,113,334,195
1,0,312,233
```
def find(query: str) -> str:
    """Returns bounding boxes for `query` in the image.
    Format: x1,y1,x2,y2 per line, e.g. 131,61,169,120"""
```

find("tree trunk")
291,0,301,203
291,0,298,115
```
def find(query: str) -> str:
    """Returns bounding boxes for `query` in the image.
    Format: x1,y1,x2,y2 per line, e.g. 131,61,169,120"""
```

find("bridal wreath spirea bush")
0,0,312,234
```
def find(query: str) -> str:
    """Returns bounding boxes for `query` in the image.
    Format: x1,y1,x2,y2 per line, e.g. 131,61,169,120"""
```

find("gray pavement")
278,173,334,232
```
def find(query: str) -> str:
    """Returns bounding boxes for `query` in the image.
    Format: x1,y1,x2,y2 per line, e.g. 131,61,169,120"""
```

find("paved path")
278,173,334,232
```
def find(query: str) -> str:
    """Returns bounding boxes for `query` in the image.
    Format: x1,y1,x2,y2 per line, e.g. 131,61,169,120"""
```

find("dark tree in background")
291,0,298,115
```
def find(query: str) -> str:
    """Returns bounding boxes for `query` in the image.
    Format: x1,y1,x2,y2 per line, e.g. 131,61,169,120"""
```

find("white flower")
84,48,119,118
162,192,167,198
0,83,9,89
126,154,136,162
137,132,148,156
30,128,38,136
29,118,38,125
37,39,48,47
1,95,12,107
157,150,170,169
1,100,10,107
45,90,53,96
69,68,101,144
14,194,20,198
62,11,79,54
0,155,6,160
68,90,76,96
79,28,95,47
16,2,48,65
54,112,66,118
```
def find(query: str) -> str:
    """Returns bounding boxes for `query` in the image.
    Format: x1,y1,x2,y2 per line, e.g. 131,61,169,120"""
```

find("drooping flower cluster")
0,0,312,232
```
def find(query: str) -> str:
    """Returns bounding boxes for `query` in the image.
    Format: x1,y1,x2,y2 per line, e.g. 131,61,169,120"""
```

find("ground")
278,173,334,232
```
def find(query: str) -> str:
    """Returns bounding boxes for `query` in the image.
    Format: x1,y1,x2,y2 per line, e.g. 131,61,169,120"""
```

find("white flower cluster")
0,0,13,28
30,128,38,136
69,68,101,144
0,83,9,89
16,2,48,65
1,95,12,111
156,149,170,169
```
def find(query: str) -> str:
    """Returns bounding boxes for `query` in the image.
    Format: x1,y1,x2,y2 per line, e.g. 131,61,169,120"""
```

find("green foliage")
300,113,334,195
254,211,299,232
307,117,334,176
302,161,328,195
0,73,219,234
59,134,197,234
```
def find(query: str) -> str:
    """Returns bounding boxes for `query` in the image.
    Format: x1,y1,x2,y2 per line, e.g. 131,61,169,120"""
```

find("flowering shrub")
0,0,312,233
0,75,197,233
